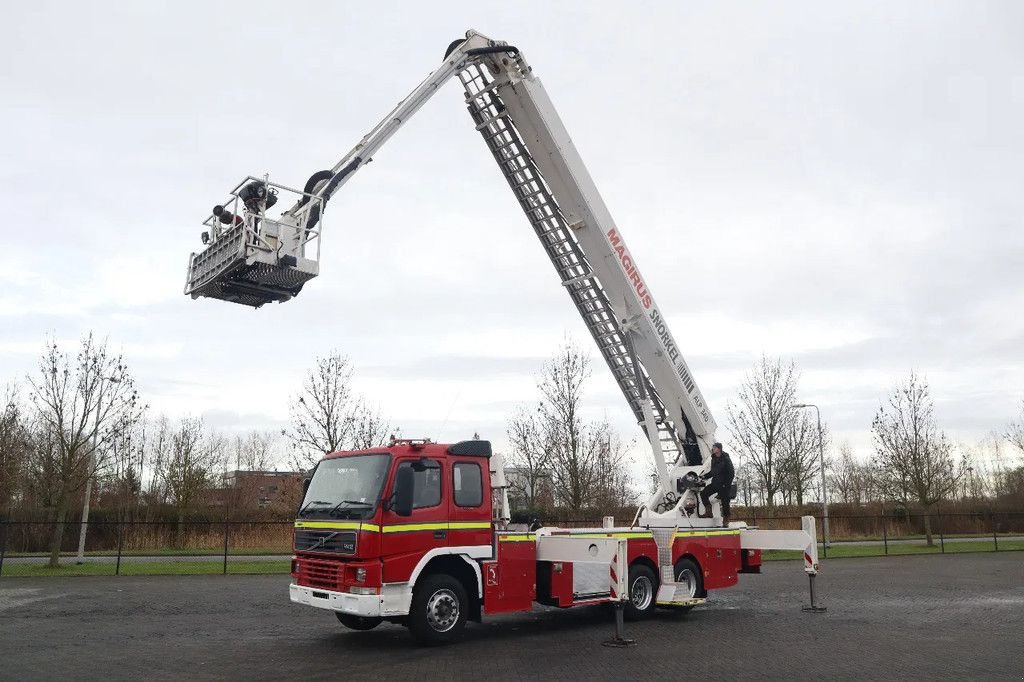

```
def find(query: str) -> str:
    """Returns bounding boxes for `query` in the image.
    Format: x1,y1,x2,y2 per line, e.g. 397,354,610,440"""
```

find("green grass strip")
764,540,1024,561
1,560,291,577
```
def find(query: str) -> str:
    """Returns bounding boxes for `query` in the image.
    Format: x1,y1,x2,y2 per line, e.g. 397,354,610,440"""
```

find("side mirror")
392,466,415,517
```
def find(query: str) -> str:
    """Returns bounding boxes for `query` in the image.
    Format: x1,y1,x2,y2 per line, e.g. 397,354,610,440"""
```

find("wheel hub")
676,568,697,598
631,575,653,610
426,589,460,632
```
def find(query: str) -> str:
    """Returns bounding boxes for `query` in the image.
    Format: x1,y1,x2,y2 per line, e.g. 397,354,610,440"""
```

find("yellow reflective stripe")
674,529,740,538
563,532,654,539
382,522,448,533
292,522,738,538
294,520,492,534
381,522,493,534
294,521,381,533
546,529,740,540
447,521,492,530
498,535,535,542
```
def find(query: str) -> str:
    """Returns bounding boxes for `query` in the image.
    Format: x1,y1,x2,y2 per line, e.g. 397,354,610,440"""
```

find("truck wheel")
335,613,382,631
664,557,706,613
623,563,658,621
674,557,706,598
408,574,469,645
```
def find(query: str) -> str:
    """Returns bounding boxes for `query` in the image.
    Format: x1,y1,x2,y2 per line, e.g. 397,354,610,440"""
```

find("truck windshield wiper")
298,500,331,517
328,500,373,518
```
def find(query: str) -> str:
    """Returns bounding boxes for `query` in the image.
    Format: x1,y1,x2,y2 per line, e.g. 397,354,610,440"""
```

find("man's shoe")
721,518,731,528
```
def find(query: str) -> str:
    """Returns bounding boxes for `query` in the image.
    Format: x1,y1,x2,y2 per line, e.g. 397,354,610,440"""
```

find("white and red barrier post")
603,539,635,647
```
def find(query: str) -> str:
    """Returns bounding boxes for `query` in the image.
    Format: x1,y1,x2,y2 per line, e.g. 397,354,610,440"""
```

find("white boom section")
741,516,821,575
188,29,721,524
280,33,499,226
283,31,719,500
452,37,717,517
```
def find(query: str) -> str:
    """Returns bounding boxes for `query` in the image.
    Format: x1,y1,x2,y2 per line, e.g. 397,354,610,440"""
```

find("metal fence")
728,510,1024,559
1,511,1021,578
0,520,295,577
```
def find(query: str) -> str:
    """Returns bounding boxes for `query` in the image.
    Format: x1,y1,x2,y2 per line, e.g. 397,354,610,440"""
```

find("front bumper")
289,583,383,617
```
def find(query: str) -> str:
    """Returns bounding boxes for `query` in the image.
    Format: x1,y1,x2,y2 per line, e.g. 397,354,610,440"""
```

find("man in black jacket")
699,442,735,526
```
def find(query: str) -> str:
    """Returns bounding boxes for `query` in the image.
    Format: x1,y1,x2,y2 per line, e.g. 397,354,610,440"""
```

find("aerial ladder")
184,30,821,607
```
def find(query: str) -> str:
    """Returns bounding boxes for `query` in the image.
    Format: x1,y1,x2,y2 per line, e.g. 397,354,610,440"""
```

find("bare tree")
104,414,147,515
779,409,828,506
0,384,29,515
351,403,393,450
871,372,958,546
1007,399,1024,456
156,417,225,534
589,423,636,511
144,416,173,507
726,356,798,510
830,442,861,505
231,430,278,471
522,341,632,514
25,334,144,567
506,405,555,510
223,430,285,513
285,352,393,469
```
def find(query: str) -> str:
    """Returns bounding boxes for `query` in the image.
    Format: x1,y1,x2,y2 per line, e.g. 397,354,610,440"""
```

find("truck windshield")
299,454,390,520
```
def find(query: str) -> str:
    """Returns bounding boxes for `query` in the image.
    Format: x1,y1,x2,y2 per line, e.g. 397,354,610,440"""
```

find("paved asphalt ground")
1,553,1021,681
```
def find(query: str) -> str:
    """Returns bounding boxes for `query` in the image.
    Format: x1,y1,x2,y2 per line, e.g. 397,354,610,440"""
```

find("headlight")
355,567,367,583
348,586,379,595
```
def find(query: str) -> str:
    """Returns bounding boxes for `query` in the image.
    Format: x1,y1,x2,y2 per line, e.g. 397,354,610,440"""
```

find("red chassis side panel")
625,530,742,591
536,560,574,607
483,537,537,614
697,534,741,590
625,537,659,568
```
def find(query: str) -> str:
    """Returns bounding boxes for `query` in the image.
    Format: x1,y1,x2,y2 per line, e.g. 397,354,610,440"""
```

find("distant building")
213,470,304,510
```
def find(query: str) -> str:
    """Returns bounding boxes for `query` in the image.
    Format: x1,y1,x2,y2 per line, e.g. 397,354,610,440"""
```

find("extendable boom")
452,40,718,493
185,30,718,513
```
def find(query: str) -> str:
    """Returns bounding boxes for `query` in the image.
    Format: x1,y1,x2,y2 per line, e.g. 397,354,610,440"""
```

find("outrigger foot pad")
602,636,638,648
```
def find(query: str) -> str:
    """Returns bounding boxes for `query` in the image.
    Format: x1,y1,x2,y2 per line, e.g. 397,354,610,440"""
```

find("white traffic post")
801,516,826,613
602,539,636,648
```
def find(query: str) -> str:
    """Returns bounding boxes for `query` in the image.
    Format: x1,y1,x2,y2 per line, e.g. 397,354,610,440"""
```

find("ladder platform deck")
187,256,318,308
185,176,322,308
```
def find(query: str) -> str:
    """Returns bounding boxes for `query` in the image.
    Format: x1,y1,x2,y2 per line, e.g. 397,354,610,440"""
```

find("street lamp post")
76,376,120,564
793,403,829,547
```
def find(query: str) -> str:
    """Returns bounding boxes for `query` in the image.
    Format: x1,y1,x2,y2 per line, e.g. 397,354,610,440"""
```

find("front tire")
408,574,469,645
624,563,658,621
335,613,382,631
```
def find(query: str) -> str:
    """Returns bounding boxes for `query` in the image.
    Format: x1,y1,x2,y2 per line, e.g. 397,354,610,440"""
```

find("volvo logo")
311,531,340,550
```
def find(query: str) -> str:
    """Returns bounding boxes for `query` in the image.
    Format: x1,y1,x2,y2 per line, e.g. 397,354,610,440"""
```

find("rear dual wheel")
624,564,658,620
665,557,705,613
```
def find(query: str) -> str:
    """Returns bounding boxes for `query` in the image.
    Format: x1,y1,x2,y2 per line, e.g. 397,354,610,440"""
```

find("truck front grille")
295,557,344,590
294,529,357,555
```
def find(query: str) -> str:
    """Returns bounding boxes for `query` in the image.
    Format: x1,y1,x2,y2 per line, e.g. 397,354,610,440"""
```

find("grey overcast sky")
2,1,1022,472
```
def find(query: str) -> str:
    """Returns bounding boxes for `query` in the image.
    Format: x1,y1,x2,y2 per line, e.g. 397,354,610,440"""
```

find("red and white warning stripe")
610,551,619,600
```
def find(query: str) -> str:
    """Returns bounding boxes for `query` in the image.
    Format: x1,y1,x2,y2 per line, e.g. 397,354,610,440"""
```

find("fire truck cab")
289,438,763,644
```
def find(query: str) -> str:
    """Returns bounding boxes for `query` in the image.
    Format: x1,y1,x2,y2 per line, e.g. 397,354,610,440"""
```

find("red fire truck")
288,438,773,644
185,30,822,644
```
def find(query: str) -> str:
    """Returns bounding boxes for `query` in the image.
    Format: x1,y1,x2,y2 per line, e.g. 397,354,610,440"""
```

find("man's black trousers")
700,482,731,517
